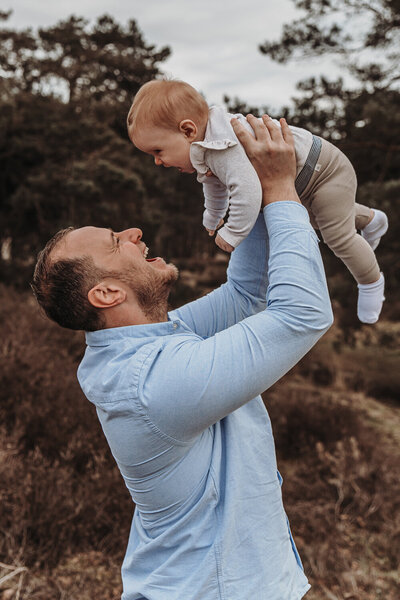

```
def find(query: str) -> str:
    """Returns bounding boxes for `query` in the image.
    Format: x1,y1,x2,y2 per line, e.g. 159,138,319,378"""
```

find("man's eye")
112,233,120,248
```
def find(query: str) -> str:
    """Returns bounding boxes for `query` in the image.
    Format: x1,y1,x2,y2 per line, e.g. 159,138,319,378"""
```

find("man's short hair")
31,228,106,331
127,79,209,139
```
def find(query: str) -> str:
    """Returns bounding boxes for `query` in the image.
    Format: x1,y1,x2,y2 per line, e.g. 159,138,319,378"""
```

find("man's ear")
88,281,127,309
179,119,197,141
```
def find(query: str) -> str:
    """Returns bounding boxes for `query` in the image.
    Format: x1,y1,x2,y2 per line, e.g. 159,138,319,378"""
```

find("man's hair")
127,79,209,139
31,227,106,331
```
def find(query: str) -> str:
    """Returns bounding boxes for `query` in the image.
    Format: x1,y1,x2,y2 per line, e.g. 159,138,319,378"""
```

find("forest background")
0,1,399,598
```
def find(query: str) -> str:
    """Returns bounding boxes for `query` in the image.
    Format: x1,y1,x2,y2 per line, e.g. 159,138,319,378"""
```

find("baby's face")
132,125,195,174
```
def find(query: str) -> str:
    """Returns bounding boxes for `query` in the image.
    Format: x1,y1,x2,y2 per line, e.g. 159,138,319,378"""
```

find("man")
32,116,333,600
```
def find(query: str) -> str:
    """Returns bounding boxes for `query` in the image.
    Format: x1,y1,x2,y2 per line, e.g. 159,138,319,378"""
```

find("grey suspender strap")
295,135,322,197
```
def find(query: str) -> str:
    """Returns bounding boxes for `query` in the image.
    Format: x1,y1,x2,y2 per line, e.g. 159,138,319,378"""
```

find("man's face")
132,125,195,174
52,226,178,314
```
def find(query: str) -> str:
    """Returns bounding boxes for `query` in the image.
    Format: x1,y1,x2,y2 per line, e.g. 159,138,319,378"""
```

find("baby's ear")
179,119,197,141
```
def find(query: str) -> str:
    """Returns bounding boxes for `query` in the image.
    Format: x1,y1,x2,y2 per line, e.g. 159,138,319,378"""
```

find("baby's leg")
354,203,372,231
308,148,384,322
312,185,379,285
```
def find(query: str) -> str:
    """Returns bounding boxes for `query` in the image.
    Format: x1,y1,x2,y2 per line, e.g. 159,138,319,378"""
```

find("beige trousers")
300,138,380,284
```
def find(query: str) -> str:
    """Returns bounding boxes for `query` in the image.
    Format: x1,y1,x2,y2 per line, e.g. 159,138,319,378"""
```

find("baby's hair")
127,79,209,139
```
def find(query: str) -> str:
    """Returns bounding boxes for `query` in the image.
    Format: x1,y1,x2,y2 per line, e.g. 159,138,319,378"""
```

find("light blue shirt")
78,202,333,600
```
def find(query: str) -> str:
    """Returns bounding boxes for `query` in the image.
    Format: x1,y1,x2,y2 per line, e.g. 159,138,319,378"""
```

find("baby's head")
127,79,209,173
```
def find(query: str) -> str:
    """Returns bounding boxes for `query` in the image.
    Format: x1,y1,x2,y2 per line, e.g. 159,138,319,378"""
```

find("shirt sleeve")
202,176,230,231
169,213,269,339
142,202,333,442
206,144,262,248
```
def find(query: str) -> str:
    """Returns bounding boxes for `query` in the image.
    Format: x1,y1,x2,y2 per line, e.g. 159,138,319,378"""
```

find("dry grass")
265,326,400,600
0,286,131,599
1,285,399,599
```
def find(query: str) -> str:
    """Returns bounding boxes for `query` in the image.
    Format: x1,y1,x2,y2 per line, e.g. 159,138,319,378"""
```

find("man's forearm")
170,213,269,338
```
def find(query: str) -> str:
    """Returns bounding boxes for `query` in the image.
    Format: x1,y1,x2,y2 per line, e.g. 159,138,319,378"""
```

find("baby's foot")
361,209,388,250
357,273,385,324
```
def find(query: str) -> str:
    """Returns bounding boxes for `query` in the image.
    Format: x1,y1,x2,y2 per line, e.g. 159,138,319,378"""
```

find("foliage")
341,90,400,182
259,0,400,92
0,13,211,283
278,82,400,181
0,287,132,571
256,0,400,188
265,331,400,599
1,93,143,270
0,13,170,107
1,288,399,599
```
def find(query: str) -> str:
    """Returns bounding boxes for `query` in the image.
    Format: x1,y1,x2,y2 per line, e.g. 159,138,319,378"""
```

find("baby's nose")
154,156,163,166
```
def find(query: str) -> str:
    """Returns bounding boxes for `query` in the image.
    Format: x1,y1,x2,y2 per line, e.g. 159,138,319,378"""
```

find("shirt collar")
85,318,184,347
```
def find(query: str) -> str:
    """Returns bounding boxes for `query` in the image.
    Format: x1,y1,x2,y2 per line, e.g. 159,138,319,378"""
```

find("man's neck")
103,303,169,328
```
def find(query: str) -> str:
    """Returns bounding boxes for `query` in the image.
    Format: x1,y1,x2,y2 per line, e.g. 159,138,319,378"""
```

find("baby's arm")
206,144,262,251
202,176,230,236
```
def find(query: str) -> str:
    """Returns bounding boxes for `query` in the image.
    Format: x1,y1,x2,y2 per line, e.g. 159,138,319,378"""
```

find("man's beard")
120,262,179,323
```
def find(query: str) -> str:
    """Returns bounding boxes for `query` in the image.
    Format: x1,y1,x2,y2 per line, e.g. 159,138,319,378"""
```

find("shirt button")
173,323,178,330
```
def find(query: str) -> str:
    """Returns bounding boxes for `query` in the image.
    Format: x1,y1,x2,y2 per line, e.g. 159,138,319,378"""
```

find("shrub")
0,286,132,569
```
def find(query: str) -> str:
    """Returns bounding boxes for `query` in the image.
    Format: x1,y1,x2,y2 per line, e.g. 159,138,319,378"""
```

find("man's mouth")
142,245,161,262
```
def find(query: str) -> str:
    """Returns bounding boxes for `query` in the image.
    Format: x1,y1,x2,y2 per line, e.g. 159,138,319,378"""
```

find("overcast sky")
5,0,344,111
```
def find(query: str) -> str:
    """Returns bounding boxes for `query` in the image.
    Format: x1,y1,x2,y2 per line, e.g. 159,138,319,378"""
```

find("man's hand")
205,219,234,252
231,114,300,207
215,233,234,253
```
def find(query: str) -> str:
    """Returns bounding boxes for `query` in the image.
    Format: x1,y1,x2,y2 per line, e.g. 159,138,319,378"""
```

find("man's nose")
154,156,163,166
117,228,143,243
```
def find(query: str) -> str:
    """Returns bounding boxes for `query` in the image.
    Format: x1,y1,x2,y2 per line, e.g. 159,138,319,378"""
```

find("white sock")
361,209,388,251
357,273,385,324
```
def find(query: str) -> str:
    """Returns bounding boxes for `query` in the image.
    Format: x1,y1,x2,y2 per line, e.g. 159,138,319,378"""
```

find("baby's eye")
154,149,161,154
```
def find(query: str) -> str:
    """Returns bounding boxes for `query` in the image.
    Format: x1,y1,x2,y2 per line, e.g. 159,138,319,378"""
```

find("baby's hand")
215,234,234,253
205,218,224,236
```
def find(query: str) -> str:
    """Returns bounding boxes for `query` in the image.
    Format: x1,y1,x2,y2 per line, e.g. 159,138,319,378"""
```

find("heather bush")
0,286,132,571
1,286,399,600
265,384,400,599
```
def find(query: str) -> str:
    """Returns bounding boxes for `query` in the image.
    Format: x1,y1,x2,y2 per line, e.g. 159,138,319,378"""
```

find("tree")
259,0,400,92
37,14,170,106
256,0,400,182
0,14,164,281
0,11,39,97
0,14,211,286
0,13,170,106
1,94,144,272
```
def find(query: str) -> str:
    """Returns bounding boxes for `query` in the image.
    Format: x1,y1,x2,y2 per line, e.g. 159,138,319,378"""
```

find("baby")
127,79,388,324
